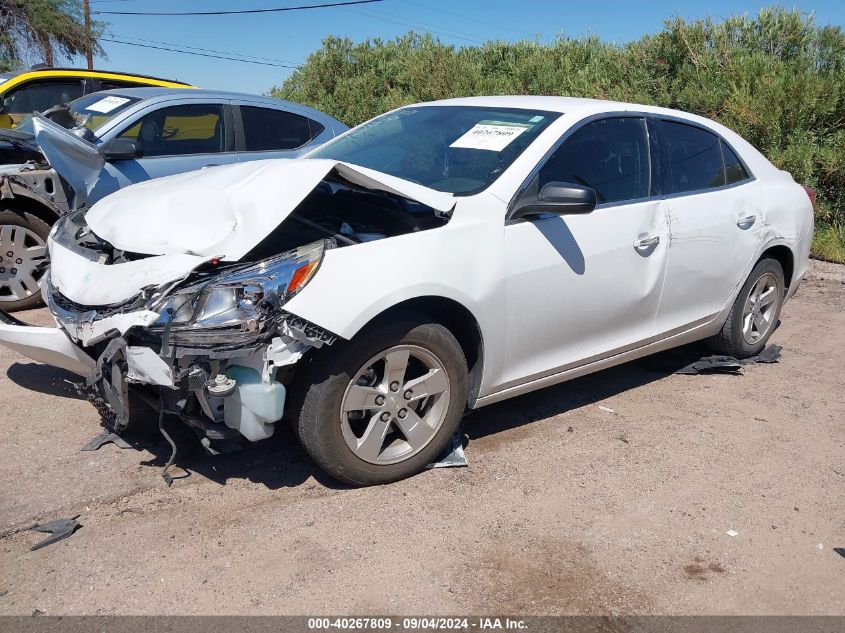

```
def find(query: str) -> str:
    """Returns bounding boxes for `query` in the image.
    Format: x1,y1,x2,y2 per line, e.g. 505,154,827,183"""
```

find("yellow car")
0,65,192,129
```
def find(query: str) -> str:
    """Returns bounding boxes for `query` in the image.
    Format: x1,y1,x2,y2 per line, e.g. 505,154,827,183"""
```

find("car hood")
50,158,455,306
30,113,104,210
85,158,455,260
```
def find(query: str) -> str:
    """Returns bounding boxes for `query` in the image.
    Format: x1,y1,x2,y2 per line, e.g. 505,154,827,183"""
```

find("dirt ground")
0,260,843,616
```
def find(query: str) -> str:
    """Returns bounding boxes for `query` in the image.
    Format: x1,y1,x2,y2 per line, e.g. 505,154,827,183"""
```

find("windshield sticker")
450,122,529,152
85,96,131,114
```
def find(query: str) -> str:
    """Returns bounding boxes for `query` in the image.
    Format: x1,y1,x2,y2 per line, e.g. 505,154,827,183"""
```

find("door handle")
633,235,660,251
736,214,756,229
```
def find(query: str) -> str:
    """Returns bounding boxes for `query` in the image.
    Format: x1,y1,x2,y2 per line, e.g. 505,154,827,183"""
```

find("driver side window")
540,117,651,205
117,103,225,157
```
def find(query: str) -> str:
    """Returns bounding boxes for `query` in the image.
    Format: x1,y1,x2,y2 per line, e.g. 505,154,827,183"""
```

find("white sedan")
0,96,814,485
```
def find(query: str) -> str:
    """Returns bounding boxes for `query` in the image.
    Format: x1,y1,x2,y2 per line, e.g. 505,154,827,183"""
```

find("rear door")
96,99,237,202
652,118,761,335
234,103,328,161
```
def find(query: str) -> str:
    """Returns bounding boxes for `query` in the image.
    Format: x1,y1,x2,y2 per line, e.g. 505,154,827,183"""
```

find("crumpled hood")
85,158,455,261
49,158,455,306
31,113,104,210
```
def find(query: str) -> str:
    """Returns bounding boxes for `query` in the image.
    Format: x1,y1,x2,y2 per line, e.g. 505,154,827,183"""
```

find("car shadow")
6,362,85,400
120,413,347,491
463,341,713,441
8,341,716,491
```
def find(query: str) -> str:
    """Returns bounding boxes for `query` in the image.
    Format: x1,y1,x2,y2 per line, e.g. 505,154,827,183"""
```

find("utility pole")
83,0,93,69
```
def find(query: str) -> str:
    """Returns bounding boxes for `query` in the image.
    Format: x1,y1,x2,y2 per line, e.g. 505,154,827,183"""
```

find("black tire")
707,257,785,358
295,316,468,486
0,208,51,312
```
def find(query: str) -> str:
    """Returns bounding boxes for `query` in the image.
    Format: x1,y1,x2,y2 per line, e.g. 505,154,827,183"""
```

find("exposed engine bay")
36,170,451,466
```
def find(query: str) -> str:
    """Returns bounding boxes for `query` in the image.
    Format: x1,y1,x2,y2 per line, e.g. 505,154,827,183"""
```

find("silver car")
0,87,348,310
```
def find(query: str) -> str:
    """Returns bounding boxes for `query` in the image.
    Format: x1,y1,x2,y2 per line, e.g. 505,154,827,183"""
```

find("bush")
273,7,845,262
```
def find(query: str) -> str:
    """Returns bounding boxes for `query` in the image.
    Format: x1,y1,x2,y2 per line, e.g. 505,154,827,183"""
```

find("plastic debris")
726,529,739,537
599,405,615,413
817,543,824,550
426,431,468,469
81,429,133,451
675,345,782,375
30,516,81,550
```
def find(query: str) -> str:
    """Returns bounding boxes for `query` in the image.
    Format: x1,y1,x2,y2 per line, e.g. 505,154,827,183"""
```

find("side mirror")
509,181,597,221
100,138,141,160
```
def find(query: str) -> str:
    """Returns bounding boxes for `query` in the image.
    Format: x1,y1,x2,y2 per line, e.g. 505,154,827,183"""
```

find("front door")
499,116,669,389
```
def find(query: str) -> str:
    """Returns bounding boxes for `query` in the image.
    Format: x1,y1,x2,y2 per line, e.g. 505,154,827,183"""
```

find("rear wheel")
296,316,468,486
707,257,785,358
0,209,51,312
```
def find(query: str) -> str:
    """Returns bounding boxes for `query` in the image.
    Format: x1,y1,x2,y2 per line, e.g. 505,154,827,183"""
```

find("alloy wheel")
340,344,451,465
741,271,780,345
0,224,48,303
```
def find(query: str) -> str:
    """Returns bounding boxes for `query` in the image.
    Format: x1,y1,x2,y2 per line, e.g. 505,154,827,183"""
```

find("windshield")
311,105,560,195
15,92,141,138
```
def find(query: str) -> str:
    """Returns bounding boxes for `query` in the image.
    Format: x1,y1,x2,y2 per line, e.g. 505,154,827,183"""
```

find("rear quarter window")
240,106,322,151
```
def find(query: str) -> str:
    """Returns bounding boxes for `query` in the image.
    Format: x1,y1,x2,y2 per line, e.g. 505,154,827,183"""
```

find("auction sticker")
450,121,529,152
86,96,131,113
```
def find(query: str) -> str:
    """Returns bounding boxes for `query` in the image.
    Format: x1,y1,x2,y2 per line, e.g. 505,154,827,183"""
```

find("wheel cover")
340,344,451,465
741,271,780,345
0,224,48,303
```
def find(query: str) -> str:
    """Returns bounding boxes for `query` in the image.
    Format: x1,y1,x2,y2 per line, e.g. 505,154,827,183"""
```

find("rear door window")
659,120,725,193
118,103,226,157
539,116,651,204
240,106,322,151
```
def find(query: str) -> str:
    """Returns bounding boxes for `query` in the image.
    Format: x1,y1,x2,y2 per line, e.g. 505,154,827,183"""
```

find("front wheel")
295,317,468,486
707,257,785,358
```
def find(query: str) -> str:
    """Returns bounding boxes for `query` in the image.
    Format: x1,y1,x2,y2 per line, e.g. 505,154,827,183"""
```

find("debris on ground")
675,345,782,375
30,516,81,551
599,405,615,413
726,529,739,537
426,432,468,469
80,430,133,451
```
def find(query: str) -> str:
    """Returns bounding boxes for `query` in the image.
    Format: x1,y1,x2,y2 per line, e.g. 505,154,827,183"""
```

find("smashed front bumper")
0,295,337,443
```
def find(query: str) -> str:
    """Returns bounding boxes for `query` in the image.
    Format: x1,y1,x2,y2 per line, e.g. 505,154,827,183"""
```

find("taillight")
802,185,816,211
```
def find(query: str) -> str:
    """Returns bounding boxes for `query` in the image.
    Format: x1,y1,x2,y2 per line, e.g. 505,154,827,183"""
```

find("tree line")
274,7,845,261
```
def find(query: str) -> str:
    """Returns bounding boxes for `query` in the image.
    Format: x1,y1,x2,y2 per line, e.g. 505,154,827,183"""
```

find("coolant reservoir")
223,365,286,441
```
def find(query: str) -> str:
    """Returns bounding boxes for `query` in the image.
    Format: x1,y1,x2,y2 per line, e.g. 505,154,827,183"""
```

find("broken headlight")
149,240,326,330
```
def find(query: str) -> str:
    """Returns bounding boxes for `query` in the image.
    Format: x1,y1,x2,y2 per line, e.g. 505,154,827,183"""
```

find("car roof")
1,67,188,84
412,95,710,122
89,87,344,122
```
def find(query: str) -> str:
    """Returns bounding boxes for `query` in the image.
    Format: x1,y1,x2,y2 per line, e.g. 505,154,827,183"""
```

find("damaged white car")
0,97,814,485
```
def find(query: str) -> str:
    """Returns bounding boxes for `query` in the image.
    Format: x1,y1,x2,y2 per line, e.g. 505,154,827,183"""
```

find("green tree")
0,0,102,67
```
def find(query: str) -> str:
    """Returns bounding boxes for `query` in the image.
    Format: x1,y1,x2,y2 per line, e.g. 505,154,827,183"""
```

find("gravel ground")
0,260,842,615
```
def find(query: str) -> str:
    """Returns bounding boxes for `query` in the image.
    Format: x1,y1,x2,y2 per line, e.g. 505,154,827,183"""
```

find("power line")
404,0,536,39
107,32,303,66
100,38,301,68
347,8,485,44
93,0,383,16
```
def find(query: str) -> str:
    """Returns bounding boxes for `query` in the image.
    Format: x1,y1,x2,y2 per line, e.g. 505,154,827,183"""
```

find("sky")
68,0,845,95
